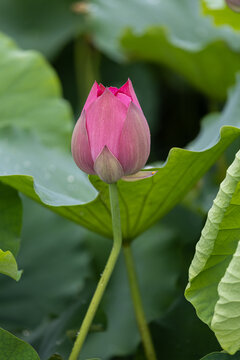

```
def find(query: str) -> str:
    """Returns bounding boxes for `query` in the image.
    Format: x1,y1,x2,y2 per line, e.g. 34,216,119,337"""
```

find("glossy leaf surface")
186,150,240,354
0,328,40,360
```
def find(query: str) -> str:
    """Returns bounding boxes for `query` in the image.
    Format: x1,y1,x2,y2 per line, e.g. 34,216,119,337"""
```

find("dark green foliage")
1,1,240,359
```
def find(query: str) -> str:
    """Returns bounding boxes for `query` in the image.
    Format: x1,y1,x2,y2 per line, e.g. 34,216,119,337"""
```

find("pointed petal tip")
94,146,124,184
118,79,141,109
122,170,157,182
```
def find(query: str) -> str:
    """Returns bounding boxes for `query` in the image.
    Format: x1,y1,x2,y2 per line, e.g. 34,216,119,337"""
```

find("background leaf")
0,327,40,360
48,355,64,360
0,250,21,281
89,0,240,60
0,190,222,360
201,0,240,31
153,296,219,360
0,127,97,207
0,32,97,207
0,0,84,59
0,196,91,331
0,182,22,256
88,0,240,99
185,150,240,354
122,29,240,100
0,182,22,280
0,32,72,148
201,351,240,359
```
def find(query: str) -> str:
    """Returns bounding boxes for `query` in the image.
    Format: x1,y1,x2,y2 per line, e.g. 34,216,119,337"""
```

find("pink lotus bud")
71,79,151,184
225,0,240,12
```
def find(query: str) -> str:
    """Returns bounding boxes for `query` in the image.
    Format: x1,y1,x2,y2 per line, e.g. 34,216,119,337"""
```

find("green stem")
69,183,122,360
123,243,157,360
74,36,100,109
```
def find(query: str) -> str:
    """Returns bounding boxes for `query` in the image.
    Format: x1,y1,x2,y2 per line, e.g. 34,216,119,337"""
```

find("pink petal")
118,102,150,175
108,86,118,95
97,83,105,96
117,78,142,110
122,170,157,182
71,110,95,174
116,92,132,108
86,88,128,161
94,146,124,184
83,81,104,111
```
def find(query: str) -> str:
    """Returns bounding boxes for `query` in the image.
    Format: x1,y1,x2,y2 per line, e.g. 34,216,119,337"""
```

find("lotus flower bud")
71,79,151,184
226,0,240,12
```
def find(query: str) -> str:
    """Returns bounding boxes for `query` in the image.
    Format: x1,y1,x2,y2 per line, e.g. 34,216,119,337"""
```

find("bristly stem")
69,183,122,360
123,242,157,360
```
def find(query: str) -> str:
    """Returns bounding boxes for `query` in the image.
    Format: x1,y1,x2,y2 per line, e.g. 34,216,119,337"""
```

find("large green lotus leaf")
185,149,240,354
0,196,91,331
89,0,240,61
0,32,97,208
187,75,240,152
84,77,240,240
0,0,83,59
0,122,238,240
0,327,39,360
0,32,73,148
2,77,240,239
122,27,240,99
0,127,97,207
201,352,240,359
201,0,240,31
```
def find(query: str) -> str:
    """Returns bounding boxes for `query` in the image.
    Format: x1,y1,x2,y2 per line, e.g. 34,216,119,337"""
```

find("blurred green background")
1,0,240,359
1,0,234,160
